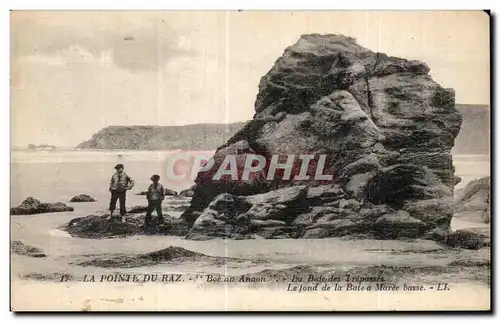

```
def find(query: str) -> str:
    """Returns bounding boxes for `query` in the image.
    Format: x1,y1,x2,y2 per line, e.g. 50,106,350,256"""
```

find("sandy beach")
10,151,491,311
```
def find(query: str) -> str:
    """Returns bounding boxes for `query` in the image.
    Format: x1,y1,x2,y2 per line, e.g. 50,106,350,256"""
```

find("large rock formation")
181,34,462,239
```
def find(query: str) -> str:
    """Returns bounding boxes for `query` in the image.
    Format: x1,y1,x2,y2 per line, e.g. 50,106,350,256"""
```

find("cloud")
11,12,194,72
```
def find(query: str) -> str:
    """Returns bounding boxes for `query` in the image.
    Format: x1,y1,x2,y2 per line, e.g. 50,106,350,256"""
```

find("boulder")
457,227,490,247
69,194,96,202
11,241,46,258
186,212,250,240
372,210,426,238
453,176,490,223
11,197,74,215
128,202,190,214
179,185,196,197
249,219,287,228
303,228,331,239
307,218,353,232
245,185,310,222
63,213,189,239
38,202,74,213
293,206,343,227
165,188,177,196
306,184,345,204
11,197,40,214
404,198,453,230
423,227,450,242
186,197,250,240
446,229,487,250
186,186,310,239
136,188,177,196
181,34,462,240
252,226,298,239
364,165,452,208
127,205,148,214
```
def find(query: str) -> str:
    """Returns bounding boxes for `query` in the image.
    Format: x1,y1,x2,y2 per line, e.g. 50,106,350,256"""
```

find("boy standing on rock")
109,164,135,221
145,174,165,227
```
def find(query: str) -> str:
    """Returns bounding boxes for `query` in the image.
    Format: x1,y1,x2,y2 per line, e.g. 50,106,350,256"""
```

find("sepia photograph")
9,10,491,311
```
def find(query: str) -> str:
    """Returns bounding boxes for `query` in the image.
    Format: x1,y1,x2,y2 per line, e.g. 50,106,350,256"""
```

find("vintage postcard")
10,10,491,311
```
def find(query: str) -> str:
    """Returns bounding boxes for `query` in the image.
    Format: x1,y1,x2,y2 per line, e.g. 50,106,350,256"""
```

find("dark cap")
150,174,160,181
114,164,124,169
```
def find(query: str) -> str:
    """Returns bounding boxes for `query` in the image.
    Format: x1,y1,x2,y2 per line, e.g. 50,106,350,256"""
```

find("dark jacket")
147,183,165,201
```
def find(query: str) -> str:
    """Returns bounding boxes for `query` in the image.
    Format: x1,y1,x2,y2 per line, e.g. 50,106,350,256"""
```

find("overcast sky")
11,11,490,147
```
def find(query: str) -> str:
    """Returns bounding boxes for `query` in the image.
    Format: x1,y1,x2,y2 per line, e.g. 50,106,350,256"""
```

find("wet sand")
10,196,490,311
12,279,489,311
10,151,491,311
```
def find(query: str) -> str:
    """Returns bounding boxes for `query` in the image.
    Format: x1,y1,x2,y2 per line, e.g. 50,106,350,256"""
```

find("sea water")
10,150,489,205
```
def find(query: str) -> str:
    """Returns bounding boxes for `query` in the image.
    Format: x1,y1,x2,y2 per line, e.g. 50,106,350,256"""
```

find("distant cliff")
28,144,57,150
77,105,489,153
76,123,247,150
453,104,490,154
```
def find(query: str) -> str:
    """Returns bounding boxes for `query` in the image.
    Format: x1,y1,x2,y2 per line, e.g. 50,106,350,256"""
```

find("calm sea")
9,150,490,205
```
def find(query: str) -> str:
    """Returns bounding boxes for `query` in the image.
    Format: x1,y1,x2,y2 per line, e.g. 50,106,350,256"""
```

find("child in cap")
145,174,165,226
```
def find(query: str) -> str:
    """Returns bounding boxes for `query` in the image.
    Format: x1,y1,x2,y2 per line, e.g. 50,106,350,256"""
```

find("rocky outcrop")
11,241,46,258
127,205,149,214
63,213,189,238
186,186,309,240
179,185,196,197
74,246,208,268
69,194,97,202
76,123,246,150
127,201,190,214
186,182,452,240
11,197,74,215
136,188,177,196
182,34,462,240
446,229,489,250
72,246,266,269
453,176,490,223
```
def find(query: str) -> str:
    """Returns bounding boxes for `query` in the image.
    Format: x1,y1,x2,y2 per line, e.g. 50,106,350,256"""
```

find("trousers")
145,200,164,224
109,190,127,215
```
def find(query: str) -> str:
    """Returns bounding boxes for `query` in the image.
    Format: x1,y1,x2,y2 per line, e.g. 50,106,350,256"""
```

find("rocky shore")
63,213,189,239
11,197,74,215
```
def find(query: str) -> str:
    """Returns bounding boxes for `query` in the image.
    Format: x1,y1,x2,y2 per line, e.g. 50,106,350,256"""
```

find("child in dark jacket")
145,174,165,226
